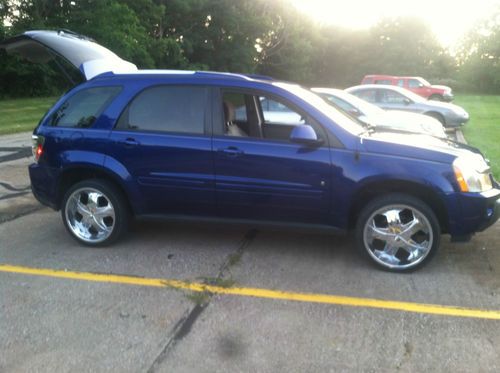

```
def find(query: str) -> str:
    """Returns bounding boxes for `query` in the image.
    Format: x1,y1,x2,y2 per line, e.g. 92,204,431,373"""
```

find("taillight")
32,135,45,162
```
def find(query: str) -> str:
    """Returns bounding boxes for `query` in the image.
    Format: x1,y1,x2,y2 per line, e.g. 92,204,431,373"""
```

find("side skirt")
135,214,347,235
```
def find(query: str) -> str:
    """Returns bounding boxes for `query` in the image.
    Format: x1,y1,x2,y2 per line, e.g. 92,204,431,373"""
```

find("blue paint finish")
30,70,499,239
105,130,215,215
213,135,332,223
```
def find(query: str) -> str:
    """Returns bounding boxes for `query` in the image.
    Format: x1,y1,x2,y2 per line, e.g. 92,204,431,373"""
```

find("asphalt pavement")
1,130,499,372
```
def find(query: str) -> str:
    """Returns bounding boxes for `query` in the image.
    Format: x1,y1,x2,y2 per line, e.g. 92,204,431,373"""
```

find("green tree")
256,0,319,83
457,7,500,93
365,17,454,79
0,0,467,97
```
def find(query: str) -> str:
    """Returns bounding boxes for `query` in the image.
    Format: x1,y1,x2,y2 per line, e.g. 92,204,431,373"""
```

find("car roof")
364,75,424,80
347,84,402,91
91,69,274,83
310,87,345,95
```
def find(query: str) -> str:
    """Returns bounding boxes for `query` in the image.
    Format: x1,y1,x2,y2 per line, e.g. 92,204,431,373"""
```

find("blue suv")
2,31,499,272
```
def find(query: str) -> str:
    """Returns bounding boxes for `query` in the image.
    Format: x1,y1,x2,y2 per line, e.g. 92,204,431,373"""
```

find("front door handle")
120,138,140,147
218,146,244,157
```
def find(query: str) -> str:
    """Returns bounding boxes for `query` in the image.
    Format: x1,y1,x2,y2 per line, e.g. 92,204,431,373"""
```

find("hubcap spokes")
65,188,115,243
363,205,433,269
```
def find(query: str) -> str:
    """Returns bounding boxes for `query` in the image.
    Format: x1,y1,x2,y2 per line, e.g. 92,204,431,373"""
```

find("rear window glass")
49,86,121,128
322,95,356,112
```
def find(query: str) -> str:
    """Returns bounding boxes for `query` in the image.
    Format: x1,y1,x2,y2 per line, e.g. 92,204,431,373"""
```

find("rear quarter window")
49,86,121,128
118,85,208,135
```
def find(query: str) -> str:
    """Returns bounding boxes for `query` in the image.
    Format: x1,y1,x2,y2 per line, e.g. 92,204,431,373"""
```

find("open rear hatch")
0,30,137,81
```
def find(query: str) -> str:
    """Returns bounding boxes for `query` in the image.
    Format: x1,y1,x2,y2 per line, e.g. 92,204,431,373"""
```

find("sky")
290,0,500,47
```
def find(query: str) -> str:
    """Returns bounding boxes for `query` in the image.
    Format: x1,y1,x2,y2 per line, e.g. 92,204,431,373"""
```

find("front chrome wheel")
64,187,116,244
362,204,434,270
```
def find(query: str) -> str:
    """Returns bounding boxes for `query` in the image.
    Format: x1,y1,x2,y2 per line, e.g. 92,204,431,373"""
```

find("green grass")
0,97,58,135
454,95,500,179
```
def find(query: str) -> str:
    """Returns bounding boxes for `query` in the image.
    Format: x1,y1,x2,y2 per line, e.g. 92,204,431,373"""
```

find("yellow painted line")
1,263,500,320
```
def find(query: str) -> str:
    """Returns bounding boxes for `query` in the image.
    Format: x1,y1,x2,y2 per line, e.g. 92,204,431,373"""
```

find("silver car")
312,88,447,138
346,84,469,128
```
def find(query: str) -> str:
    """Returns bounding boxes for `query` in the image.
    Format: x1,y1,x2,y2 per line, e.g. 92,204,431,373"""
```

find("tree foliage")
0,0,495,97
457,6,500,93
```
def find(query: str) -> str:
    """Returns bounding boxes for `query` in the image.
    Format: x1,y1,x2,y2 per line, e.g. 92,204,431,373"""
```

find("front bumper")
446,113,470,128
477,194,500,232
443,92,454,102
446,187,500,237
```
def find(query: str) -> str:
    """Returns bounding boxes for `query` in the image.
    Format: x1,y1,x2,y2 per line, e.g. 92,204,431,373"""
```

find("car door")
376,89,419,113
408,78,428,97
213,88,332,225
106,85,215,216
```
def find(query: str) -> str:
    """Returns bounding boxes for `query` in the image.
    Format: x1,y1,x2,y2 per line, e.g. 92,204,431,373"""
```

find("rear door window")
49,86,121,128
119,86,208,134
379,90,407,104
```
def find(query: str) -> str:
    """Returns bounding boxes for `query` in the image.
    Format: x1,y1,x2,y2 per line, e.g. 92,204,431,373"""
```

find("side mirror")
403,98,412,105
289,124,323,146
418,83,424,88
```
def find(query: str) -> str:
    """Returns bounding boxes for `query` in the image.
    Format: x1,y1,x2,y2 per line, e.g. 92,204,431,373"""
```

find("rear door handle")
217,146,244,157
120,138,140,147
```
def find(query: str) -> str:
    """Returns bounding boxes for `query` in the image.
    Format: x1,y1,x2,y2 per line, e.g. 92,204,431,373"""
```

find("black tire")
61,179,129,246
425,111,445,125
355,193,440,272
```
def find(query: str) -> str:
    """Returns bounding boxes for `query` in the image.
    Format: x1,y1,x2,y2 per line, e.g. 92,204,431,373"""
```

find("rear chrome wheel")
62,179,128,246
65,187,115,243
356,194,440,272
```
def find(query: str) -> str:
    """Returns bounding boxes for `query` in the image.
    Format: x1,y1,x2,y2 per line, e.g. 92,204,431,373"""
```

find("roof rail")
57,29,94,41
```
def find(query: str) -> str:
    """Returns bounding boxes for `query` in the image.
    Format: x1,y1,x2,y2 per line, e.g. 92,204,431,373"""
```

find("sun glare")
290,0,500,47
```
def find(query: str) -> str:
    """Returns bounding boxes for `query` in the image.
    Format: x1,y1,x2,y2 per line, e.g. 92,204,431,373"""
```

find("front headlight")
453,155,493,192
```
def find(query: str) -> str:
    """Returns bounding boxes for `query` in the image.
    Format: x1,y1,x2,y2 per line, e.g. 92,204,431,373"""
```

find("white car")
312,88,447,138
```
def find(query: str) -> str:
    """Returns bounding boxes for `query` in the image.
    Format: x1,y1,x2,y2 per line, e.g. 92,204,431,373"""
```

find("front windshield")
396,87,426,103
418,77,431,86
275,82,365,135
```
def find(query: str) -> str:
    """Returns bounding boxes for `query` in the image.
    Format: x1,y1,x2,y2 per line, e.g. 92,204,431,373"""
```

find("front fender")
331,152,455,230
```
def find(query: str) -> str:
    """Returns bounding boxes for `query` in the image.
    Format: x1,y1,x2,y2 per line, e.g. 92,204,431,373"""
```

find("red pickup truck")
361,75,453,102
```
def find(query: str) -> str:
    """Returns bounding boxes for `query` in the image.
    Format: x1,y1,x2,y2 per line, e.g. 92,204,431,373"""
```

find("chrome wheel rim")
65,187,115,243
363,204,433,270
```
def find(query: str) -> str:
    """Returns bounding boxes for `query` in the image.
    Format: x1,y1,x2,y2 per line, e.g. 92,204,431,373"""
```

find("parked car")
235,97,304,125
346,85,469,128
2,30,499,272
361,75,453,102
311,88,447,138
